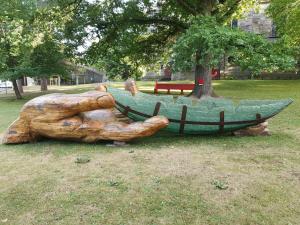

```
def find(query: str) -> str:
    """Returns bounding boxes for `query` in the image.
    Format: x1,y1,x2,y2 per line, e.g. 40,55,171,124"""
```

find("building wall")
237,2,274,37
171,71,194,81
228,1,290,79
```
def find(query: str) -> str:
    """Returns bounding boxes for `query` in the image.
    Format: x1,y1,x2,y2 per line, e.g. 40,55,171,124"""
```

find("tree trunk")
23,76,28,86
12,79,22,99
192,51,212,98
41,77,48,91
17,78,24,93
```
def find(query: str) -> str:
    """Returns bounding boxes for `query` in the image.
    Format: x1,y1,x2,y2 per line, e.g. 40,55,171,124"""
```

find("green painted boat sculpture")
107,87,293,134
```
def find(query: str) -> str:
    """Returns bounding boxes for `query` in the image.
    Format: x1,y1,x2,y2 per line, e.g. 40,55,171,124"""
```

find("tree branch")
175,0,198,15
95,16,188,33
213,0,242,21
129,16,188,30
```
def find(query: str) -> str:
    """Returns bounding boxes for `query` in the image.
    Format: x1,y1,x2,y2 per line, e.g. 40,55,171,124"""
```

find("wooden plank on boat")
219,111,225,133
179,105,187,134
256,113,261,122
153,102,161,116
123,106,130,116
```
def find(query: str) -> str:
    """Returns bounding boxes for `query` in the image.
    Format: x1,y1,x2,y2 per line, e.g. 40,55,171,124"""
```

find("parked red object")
154,69,219,94
211,68,220,80
197,79,204,85
154,81,203,94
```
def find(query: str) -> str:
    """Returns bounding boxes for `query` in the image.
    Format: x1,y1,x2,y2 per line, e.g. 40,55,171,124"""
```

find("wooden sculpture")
2,90,169,144
124,78,138,96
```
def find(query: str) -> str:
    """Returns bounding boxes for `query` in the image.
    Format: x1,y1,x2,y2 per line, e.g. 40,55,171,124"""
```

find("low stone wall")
226,67,251,80
226,66,299,80
145,68,299,81
141,71,164,81
171,71,194,80
261,71,299,80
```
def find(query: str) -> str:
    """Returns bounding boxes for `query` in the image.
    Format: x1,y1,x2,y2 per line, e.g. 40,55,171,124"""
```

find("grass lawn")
0,80,300,225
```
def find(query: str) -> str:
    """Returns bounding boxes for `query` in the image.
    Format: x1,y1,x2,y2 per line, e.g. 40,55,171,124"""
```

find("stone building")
236,1,275,38
71,66,107,85
228,1,299,79
50,65,108,86
48,65,107,86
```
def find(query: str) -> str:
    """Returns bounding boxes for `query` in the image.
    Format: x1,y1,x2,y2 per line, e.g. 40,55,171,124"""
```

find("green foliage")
30,38,70,78
172,16,296,75
107,180,121,187
267,0,300,65
95,50,143,80
267,0,300,46
33,0,74,42
212,179,229,190
0,0,36,81
0,0,71,82
1,0,298,85
65,0,297,80
75,155,91,164
95,59,142,81
63,1,191,78
0,67,37,81
216,0,258,22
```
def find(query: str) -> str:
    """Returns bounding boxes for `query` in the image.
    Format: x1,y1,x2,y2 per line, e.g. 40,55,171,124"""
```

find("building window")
231,19,238,28
271,22,277,38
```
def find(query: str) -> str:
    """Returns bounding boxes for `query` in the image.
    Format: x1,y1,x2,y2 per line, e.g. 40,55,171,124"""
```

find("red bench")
154,69,220,94
154,79,204,94
154,82,193,94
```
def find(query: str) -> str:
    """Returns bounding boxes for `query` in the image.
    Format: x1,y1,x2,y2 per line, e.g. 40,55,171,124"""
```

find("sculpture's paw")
139,116,169,133
96,115,169,142
2,118,33,144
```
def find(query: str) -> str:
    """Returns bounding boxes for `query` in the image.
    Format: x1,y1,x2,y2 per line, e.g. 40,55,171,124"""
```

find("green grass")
0,80,300,225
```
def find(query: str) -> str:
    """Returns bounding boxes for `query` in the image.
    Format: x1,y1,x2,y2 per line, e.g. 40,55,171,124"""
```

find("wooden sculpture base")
233,121,270,137
2,91,169,144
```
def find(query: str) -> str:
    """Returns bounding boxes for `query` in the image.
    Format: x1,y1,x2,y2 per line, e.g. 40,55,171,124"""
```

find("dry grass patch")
1,142,300,224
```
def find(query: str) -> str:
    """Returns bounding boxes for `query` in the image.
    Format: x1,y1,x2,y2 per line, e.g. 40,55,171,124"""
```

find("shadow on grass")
1,130,299,157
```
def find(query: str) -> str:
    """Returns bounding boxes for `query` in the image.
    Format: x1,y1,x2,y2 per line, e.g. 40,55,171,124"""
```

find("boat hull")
107,87,293,134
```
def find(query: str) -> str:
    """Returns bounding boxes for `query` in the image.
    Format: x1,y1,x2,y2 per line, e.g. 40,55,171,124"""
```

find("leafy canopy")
267,0,300,65
267,0,300,46
30,38,70,77
64,0,260,78
0,0,74,81
64,0,297,78
172,16,296,75
0,0,37,80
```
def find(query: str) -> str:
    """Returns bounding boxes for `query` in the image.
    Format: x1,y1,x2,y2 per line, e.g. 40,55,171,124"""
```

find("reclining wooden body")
2,90,168,144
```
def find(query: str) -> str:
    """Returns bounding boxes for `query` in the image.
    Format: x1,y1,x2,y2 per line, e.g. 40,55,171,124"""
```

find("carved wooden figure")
2,90,169,144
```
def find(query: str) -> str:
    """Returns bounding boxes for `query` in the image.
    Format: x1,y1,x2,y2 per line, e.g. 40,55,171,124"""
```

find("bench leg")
181,90,183,95
154,88,157,94
167,89,170,94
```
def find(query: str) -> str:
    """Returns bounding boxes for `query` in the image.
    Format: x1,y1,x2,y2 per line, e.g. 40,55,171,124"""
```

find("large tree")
172,16,295,97
0,0,74,98
30,37,70,91
0,0,37,99
64,0,296,98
